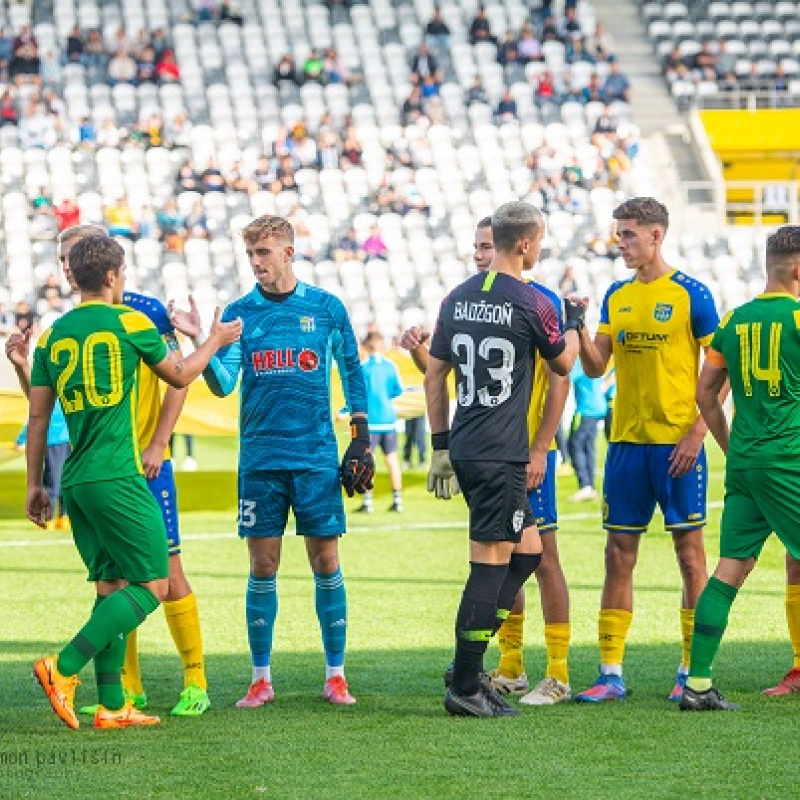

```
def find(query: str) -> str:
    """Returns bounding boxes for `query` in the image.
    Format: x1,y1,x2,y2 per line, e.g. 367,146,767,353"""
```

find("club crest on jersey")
300,316,315,333
512,509,524,533
654,303,673,323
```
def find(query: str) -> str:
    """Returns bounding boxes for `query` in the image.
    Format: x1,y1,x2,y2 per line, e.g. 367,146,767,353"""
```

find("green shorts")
720,467,800,561
63,475,170,584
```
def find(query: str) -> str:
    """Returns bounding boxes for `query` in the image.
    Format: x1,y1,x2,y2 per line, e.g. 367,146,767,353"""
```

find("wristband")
431,431,450,451
350,418,370,441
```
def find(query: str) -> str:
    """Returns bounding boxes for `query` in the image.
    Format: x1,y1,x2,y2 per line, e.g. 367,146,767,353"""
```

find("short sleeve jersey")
429,271,567,463
598,270,719,444
123,291,180,456
526,280,563,450
30,302,167,488
211,282,367,472
708,293,800,467
362,354,403,433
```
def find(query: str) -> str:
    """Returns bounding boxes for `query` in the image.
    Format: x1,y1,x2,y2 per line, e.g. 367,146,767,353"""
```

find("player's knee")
309,550,339,574
674,541,707,581
604,539,637,576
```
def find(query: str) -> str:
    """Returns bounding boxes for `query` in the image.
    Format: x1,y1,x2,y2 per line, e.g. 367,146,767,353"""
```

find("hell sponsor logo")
251,348,319,374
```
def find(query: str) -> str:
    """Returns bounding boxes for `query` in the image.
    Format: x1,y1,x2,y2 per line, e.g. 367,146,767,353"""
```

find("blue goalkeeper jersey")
204,282,367,472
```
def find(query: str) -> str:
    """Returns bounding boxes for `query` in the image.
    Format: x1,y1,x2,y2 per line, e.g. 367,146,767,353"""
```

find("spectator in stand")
715,40,736,80
323,48,348,85
194,0,217,22
602,60,631,102
402,85,426,125
185,199,211,239
334,227,362,262
176,160,202,193
317,130,340,169
226,159,255,194
107,49,138,85
592,105,619,148
110,25,131,56
361,226,388,260
274,54,298,86
469,6,496,45
157,198,187,252
20,102,58,149
467,75,488,106
0,88,17,125
400,173,429,215
341,129,363,167
14,299,36,334
496,87,518,122
373,177,402,215
586,21,615,62
165,111,192,148
518,27,542,63
420,73,440,101
201,156,227,192
137,45,158,84
82,30,106,72
741,63,766,93
581,72,604,103
426,8,450,52
497,31,520,67
692,41,718,82
30,187,57,241
560,7,582,41
11,25,40,86
293,222,318,261
0,27,13,65
303,49,325,84
219,0,244,25
663,46,687,84
536,71,558,104
156,48,180,82
290,123,319,168
54,198,80,232
568,39,595,65
252,156,276,192
275,154,297,192
105,196,138,239
151,28,170,59
411,42,439,82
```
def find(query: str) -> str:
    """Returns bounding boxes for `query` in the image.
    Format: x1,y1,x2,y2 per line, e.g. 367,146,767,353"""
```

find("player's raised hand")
208,307,243,347
399,326,430,352
563,296,588,332
4,328,32,367
26,486,51,529
169,294,203,339
340,418,375,496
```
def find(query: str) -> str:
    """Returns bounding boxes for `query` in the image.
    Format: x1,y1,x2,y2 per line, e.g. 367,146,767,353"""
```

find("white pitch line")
0,501,725,548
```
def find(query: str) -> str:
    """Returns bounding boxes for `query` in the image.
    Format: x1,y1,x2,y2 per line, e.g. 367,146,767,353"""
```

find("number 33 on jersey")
429,271,567,463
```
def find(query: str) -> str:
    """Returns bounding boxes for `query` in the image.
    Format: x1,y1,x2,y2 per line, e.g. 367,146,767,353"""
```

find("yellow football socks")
164,593,207,689
497,612,525,679
544,622,570,685
121,628,144,697
599,608,633,669
786,584,800,669
680,607,695,671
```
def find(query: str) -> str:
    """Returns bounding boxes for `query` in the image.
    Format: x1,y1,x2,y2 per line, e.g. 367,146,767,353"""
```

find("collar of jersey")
77,300,126,308
251,280,305,303
634,268,676,285
756,292,797,301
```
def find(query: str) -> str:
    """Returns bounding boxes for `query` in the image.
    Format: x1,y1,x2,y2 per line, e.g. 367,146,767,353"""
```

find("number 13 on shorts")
238,499,257,528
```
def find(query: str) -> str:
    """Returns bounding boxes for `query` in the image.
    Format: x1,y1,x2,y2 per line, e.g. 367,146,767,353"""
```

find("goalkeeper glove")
340,418,375,497
427,431,460,500
563,297,586,332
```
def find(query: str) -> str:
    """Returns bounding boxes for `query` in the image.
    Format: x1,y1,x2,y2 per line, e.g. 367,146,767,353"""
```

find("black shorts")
452,460,535,543
370,432,398,456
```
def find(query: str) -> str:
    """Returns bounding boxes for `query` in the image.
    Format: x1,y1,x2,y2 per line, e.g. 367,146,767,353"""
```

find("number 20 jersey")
429,271,566,463
30,302,168,488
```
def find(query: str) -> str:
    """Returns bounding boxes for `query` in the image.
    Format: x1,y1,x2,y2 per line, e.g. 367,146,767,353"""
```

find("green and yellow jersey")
599,270,719,444
708,293,800,467
31,302,168,488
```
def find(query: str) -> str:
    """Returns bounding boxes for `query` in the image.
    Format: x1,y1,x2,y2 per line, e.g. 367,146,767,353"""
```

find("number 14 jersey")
429,270,566,463
31,302,168,488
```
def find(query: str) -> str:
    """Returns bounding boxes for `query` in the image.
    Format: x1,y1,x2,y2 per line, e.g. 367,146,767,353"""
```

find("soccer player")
27,235,241,729
358,331,404,513
573,197,719,703
425,201,583,717
7,223,213,717
682,225,800,711
170,214,373,707
401,216,574,705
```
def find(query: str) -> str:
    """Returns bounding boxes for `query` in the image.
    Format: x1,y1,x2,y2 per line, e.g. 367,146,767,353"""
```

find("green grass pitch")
0,439,797,799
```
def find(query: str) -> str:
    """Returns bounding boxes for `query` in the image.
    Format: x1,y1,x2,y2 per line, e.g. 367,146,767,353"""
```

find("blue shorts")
527,450,558,533
603,442,707,534
238,468,346,538
147,458,181,555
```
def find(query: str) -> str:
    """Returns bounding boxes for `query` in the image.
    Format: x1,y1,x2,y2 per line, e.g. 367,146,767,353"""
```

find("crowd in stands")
0,0,639,338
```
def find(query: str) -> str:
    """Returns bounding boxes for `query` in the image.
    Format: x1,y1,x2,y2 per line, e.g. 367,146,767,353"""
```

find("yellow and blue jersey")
598,270,719,445
526,280,563,451
122,291,180,460
205,282,367,472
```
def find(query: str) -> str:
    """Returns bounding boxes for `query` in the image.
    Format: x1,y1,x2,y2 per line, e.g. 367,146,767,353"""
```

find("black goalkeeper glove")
340,418,375,497
563,297,586,332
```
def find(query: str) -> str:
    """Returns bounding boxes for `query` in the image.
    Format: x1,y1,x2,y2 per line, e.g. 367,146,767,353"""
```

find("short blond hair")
58,224,106,246
241,214,294,246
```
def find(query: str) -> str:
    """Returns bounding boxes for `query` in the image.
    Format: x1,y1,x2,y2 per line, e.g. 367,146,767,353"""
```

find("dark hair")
490,201,542,253
766,225,800,267
612,197,669,229
476,216,492,229
68,235,124,292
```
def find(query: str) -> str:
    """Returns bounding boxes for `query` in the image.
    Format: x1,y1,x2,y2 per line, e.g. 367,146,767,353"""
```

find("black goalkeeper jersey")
429,270,566,463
